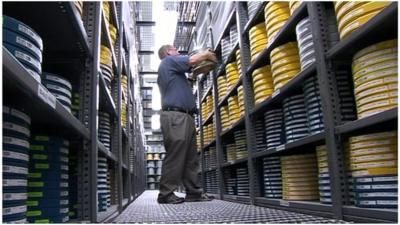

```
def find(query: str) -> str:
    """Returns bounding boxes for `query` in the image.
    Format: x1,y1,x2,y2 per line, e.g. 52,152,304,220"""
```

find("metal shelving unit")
195,1,398,223
3,1,145,223
145,151,165,190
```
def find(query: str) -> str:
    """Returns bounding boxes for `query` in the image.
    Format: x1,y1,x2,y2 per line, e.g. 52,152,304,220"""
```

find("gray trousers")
158,111,203,198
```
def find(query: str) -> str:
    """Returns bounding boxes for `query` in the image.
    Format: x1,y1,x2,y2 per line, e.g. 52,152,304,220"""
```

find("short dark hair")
158,45,173,60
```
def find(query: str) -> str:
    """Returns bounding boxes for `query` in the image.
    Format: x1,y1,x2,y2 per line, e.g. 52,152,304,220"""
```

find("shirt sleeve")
170,55,191,73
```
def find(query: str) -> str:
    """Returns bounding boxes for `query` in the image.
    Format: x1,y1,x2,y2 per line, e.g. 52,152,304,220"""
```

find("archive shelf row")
3,2,145,223
195,2,398,223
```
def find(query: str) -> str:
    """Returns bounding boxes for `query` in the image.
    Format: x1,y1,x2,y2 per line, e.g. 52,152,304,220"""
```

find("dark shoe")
185,193,215,202
157,194,185,204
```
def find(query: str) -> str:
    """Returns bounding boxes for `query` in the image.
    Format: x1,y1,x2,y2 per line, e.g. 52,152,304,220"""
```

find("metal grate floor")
113,191,347,223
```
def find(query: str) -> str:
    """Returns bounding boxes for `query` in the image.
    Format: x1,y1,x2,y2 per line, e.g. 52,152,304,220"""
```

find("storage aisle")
2,1,399,224
3,2,145,223
113,191,345,223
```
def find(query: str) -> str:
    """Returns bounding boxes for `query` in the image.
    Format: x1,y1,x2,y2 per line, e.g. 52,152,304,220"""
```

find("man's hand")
189,49,218,66
205,49,218,63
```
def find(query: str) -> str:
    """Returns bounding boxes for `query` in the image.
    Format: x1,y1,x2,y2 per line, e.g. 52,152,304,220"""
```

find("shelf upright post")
196,78,207,192
131,70,136,198
307,2,348,220
235,2,258,204
80,1,101,222
125,35,134,201
114,1,125,211
208,29,225,201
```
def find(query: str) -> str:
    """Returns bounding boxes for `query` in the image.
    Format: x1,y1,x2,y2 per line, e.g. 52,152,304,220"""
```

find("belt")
162,107,196,116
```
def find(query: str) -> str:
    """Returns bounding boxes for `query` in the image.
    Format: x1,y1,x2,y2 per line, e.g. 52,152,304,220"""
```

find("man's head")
158,45,179,59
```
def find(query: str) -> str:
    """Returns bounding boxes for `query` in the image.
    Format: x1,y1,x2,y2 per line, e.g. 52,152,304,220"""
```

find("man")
157,45,217,204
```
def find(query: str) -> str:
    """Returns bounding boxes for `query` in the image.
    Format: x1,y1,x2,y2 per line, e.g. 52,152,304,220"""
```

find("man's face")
167,46,179,56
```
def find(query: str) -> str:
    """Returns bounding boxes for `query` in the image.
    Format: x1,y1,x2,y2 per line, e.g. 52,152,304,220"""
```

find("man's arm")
188,50,217,66
188,49,218,80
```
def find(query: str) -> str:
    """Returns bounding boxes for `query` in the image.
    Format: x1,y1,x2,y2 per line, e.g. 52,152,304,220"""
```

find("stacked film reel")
203,124,210,144
226,62,240,90
209,147,217,168
326,9,341,48
97,157,110,212
147,166,155,176
347,131,398,208
351,39,398,119
226,174,237,195
283,94,309,143
255,119,266,152
74,1,84,18
3,16,43,83
236,167,250,196
147,161,155,168
235,49,242,75
42,73,73,112
343,140,355,204
203,123,215,144
100,45,114,92
196,134,201,151
335,70,358,122
334,2,391,40
147,177,155,183
237,85,245,117
220,106,231,131
103,2,117,46
206,95,214,117
148,183,155,190
234,130,248,160
211,123,216,142
71,92,81,119
302,75,325,134
270,42,301,90
281,153,319,201
121,101,128,128
217,75,228,100
247,2,263,21
230,25,238,48
206,171,218,194
153,153,160,160
296,17,316,70
121,75,128,99
252,66,274,105
204,151,211,168
121,74,129,128
249,22,268,62
103,2,110,27
3,106,30,223
68,154,78,220
109,24,117,47
226,144,236,163
264,2,290,44
289,1,301,15
201,101,208,119
28,136,70,223
316,145,332,204
263,156,283,199
221,36,232,63
228,95,240,124
264,109,285,150
98,112,112,151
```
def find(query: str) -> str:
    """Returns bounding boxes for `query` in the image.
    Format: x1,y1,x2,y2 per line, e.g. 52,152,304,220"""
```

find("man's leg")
182,116,203,196
158,112,189,200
